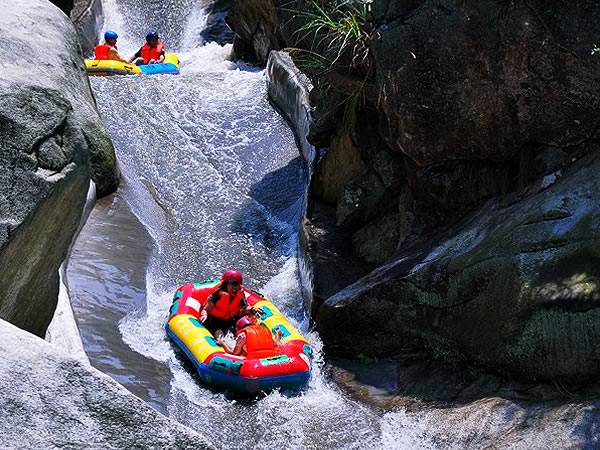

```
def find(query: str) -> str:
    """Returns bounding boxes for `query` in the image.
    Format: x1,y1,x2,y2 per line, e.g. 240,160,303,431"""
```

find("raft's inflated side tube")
165,278,312,394
85,59,141,76
85,53,180,76
139,53,180,75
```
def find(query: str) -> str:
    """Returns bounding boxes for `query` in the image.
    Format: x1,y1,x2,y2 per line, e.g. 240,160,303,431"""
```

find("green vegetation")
593,44,600,56
285,1,375,126
293,0,371,69
286,0,372,74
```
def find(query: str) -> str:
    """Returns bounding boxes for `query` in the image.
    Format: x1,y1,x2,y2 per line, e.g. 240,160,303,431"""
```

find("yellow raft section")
168,298,307,364
85,53,180,76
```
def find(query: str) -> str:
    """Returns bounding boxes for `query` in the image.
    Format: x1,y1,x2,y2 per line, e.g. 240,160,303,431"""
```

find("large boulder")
373,0,600,168
233,0,600,384
227,0,283,64
317,151,600,382
0,319,213,449
0,0,119,336
71,0,105,56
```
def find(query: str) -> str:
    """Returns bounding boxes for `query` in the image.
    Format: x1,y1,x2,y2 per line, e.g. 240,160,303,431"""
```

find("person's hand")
248,306,264,316
200,310,207,322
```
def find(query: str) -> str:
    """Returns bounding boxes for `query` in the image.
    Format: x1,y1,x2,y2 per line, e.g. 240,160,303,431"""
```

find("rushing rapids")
64,0,600,448
67,0,392,448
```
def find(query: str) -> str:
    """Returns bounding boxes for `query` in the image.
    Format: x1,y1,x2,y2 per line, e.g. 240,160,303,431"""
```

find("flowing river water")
65,0,585,448
66,0,419,448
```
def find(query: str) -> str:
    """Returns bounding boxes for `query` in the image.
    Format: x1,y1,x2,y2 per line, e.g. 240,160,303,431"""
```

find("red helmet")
221,269,243,285
236,316,252,331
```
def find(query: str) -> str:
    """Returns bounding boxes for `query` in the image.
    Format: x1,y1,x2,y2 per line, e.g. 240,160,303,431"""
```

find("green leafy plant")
284,1,376,127
592,44,600,56
287,0,373,71
294,0,371,68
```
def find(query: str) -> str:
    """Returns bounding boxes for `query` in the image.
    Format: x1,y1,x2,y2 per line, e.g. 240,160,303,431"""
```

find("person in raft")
129,30,165,65
93,30,127,62
217,316,282,358
199,270,257,336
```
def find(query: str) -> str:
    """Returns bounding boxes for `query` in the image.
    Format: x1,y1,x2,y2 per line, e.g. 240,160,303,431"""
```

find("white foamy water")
63,1,600,448
68,0,469,448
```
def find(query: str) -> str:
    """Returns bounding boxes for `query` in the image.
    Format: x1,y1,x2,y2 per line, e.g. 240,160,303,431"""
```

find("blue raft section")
165,324,311,395
139,62,179,75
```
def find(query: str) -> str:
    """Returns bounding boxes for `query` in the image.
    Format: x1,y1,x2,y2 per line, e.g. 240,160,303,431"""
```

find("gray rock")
373,0,600,168
318,152,600,383
0,318,213,449
352,189,413,265
202,0,235,45
336,171,387,227
228,0,282,64
0,0,119,336
71,0,105,56
312,133,366,205
266,51,316,164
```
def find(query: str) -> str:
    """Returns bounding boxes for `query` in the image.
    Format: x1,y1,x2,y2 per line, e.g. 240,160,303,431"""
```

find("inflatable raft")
165,278,312,394
85,53,180,76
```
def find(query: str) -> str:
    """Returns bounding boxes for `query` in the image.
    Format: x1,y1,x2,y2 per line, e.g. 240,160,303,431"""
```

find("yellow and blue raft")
85,53,180,76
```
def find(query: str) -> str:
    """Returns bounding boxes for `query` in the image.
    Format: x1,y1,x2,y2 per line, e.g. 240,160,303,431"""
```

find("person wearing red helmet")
217,315,282,358
199,269,255,335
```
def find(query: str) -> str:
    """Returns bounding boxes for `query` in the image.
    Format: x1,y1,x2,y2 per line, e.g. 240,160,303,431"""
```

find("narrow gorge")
1,0,599,448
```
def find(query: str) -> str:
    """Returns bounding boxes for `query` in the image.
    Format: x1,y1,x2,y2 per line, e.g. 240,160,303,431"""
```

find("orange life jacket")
94,44,112,60
140,42,164,64
238,324,278,359
209,289,245,321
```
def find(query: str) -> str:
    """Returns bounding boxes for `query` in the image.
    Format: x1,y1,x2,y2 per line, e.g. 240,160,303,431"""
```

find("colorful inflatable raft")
85,53,180,76
165,278,312,394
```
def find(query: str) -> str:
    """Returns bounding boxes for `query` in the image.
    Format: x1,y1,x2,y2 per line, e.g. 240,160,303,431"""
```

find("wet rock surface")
71,0,105,56
227,0,282,63
334,357,600,448
202,0,235,45
0,319,213,449
318,151,600,382
232,0,600,385
0,0,119,336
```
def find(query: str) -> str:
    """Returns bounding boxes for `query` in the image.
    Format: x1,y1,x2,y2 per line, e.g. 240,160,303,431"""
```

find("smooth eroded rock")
317,152,600,383
228,0,282,64
0,0,119,336
0,319,213,449
71,0,105,56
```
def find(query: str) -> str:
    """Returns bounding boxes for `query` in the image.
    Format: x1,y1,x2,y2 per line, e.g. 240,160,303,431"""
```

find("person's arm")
128,49,141,63
218,333,245,356
109,47,127,63
240,297,250,315
199,296,216,322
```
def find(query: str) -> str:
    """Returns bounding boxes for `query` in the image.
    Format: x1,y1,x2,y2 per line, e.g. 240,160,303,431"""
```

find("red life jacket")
140,42,164,64
209,289,245,321
94,44,112,60
238,324,278,359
